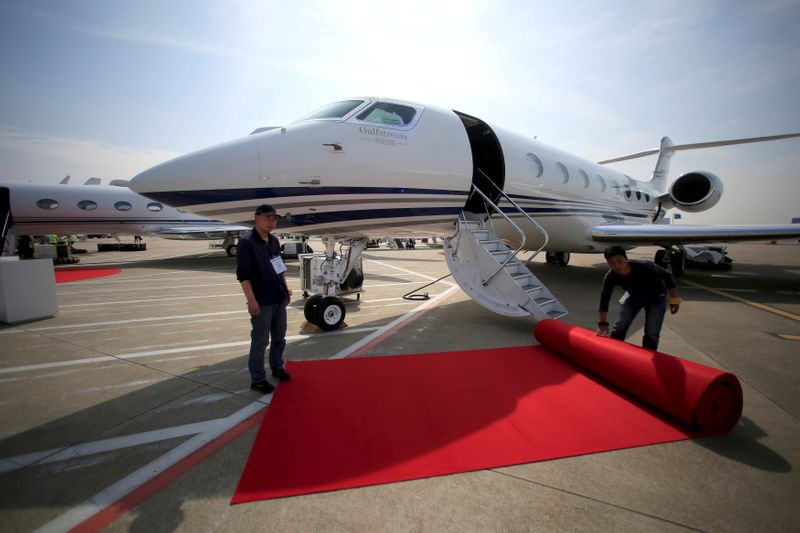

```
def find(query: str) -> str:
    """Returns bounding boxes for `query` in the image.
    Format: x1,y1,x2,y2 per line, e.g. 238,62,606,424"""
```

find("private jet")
2,180,250,256
130,97,800,329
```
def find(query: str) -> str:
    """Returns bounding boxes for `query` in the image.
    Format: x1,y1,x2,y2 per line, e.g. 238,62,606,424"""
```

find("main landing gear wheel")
670,249,686,277
546,251,570,266
225,244,237,257
315,296,346,331
654,249,667,268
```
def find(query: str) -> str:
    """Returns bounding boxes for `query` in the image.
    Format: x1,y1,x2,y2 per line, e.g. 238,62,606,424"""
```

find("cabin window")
578,169,590,188
77,200,97,211
296,99,364,121
37,198,58,210
556,162,569,183
624,186,632,200
596,175,606,192
644,193,650,202
114,201,133,211
356,102,417,127
526,153,544,178
147,202,163,212
635,190,642,201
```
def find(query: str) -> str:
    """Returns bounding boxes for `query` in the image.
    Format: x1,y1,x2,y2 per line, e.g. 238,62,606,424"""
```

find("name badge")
270,255,287,275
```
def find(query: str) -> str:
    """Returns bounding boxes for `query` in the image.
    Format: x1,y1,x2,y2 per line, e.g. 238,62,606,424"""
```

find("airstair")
444,183,568,321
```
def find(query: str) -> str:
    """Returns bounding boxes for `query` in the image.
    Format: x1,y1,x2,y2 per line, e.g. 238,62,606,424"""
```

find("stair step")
521,284,542,293
534,296,556,307
547,309,568,319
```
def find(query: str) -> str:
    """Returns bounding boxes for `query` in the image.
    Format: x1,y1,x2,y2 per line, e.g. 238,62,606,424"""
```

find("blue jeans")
248,303,287,382
610,294,667,350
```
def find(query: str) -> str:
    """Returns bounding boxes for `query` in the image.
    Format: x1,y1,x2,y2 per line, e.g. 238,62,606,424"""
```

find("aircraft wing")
142,224,250,240
591,224,800,246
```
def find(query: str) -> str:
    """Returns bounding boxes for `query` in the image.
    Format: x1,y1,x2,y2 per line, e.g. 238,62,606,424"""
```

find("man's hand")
669,296,682,315
596,321,610,336
247,299,261,317
669,303,680,314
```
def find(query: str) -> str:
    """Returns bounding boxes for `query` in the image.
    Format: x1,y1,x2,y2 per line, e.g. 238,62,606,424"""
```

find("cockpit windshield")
355,102,417,127
295,100,365,122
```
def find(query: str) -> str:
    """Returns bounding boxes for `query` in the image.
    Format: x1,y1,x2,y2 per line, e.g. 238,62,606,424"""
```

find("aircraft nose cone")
130,137,262,197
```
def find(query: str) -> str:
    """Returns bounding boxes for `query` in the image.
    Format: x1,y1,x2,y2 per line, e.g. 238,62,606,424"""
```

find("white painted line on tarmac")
0,419,225,473
0,310,247,335
332,284,461,359
0,326,382,375
59,292,243,308
58,282,235,296
34,395,269,533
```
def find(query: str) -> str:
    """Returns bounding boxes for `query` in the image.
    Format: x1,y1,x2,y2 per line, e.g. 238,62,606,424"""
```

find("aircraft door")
455,111,505,214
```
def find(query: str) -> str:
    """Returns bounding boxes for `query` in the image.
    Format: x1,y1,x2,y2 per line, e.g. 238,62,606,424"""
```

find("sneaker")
250,380,275,393
272,368,291,381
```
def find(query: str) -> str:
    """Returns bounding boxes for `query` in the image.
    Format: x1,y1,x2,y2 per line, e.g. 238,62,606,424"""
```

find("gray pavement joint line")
489,470,704,532
34,278,459,531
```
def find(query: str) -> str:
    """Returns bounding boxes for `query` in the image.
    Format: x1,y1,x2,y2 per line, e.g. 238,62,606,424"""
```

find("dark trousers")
248,303,287,382
611,294,667,350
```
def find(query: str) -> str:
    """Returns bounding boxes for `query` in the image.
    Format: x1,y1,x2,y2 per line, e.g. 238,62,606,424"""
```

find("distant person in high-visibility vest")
48,234,58,245
67,234,77,250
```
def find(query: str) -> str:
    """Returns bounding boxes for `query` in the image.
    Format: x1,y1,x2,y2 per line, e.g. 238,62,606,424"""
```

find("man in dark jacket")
236,204,292,393
596,246,682,350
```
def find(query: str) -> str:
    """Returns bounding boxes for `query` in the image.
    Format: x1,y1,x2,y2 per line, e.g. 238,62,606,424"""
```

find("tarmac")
1,236,798,532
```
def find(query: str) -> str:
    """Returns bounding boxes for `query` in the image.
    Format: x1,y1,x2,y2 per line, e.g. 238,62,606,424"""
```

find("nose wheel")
304,295,346,331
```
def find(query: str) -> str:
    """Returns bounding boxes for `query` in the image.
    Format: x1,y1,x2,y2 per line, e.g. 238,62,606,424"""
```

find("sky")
1,0,798,224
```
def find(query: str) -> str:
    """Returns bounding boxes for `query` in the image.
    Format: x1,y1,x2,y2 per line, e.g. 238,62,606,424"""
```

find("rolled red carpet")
533,319,742,433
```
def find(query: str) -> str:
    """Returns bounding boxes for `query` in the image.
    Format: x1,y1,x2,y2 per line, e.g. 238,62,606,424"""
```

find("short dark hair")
603,246,627,260
254,204,280,217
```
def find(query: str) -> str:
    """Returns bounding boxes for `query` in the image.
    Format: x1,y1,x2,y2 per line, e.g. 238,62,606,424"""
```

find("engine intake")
661,171,723,213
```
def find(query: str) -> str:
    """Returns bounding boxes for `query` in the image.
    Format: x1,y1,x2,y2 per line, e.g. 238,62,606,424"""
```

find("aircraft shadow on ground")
4,252,796,526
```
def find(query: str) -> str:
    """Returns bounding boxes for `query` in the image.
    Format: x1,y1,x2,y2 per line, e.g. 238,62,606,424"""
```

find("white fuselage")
130,97,658,252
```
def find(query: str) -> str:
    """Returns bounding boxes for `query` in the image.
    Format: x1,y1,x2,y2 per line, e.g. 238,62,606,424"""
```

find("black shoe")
272,368,291,382
250,380,275,393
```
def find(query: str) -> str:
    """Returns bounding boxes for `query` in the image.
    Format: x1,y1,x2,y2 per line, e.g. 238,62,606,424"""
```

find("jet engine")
660,171,723,213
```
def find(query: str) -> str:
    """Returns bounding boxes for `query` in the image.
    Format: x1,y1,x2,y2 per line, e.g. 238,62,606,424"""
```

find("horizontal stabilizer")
598,133,800,164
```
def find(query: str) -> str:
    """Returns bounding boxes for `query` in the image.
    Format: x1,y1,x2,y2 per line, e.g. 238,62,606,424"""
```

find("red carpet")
54,267,121,283
232,321,742,503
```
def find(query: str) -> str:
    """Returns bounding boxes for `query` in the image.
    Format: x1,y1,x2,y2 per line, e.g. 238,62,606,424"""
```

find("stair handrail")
465,185,527,286
477,170,550,264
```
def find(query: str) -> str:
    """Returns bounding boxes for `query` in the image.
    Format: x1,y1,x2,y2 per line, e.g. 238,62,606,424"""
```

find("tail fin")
650,136,674,194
